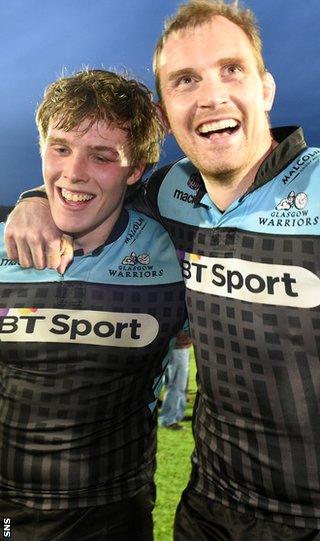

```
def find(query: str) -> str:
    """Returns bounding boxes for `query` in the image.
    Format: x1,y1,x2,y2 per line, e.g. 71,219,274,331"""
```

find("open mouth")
60,188,95,204
197,119,240,138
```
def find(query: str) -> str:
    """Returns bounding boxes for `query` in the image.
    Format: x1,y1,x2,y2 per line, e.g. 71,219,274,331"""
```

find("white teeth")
61,188,94,202
198,119,238,134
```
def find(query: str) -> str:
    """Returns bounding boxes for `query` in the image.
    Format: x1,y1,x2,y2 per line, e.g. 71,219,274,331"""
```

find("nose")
197,75,228,109
63,153,89,183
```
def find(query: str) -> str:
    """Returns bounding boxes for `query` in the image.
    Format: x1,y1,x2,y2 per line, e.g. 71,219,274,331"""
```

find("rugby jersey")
0,209,186,510
141,127,320,528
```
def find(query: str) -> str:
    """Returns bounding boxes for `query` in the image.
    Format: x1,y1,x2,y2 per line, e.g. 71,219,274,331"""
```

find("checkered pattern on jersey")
163,217,320,528
0,280,185,510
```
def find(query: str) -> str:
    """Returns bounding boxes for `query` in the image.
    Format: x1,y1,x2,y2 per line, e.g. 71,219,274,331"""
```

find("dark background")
1,0,319,204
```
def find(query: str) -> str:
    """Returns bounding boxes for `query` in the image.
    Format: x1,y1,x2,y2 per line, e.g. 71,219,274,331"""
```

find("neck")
203,138,278,211
72,208,123,254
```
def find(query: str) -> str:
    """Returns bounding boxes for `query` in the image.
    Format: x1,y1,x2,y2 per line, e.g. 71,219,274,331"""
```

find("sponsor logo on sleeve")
0,308,159,347
281,149,320,185
173,173,201,205
187,173,202,191
181,253,320,308
125,217,146,245
173,188,196,205
0,258,17,267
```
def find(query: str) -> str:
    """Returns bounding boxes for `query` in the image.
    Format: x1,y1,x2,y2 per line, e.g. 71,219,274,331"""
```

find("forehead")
47,118,129,147
158,16,256,73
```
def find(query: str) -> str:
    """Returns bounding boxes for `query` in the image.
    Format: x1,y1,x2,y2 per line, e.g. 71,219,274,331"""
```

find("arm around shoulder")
4,187,71,271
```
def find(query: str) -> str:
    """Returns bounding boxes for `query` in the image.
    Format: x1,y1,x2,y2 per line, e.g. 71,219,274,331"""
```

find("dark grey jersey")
143,127,320,528
0,209,186,510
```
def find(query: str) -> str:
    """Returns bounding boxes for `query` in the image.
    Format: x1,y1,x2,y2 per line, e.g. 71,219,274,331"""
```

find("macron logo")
173,188,195,205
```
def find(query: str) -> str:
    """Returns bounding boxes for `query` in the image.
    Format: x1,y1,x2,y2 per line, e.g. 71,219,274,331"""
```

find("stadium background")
0,0,318,204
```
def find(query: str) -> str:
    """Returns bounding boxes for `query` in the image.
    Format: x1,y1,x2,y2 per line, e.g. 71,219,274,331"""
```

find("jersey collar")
73,208,129,257
244,126,307,197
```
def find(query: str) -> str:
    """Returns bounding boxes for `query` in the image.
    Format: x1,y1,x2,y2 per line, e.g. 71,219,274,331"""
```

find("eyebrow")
217,56,247,68
47,136,69,146
166,56,247,83
166,68,197,84
47,137,120,157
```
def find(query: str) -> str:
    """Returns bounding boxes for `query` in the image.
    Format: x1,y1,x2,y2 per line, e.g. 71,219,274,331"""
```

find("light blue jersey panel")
0,210,183,286
222,147,320,235
158,148,320,235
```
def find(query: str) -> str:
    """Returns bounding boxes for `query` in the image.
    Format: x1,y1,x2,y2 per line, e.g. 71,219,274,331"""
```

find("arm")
127,163,176,223
4,187,73,273
6,161,174,272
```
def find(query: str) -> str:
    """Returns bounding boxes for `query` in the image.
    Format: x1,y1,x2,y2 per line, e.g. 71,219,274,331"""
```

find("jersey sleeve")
128,163,177,223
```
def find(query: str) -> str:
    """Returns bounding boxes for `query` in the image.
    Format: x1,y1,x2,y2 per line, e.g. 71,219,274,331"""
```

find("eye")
93,155,108,163
54,145,69,155
92,154,116,164
174,74,198,89
178,75,193,85
223,64,243,77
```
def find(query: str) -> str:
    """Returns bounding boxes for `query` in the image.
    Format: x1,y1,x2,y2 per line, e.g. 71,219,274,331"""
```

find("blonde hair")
153,0,265,99
36,69,164,170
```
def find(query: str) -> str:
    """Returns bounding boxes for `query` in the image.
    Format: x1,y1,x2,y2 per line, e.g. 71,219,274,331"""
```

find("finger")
46,251,62,270
4,221,19,261
46,235,73,270
5,236,19,262
60,234,73,256
57,235,74,275
28,241,49,270
57,254,70,275
15,239,34,268
45,238,65,269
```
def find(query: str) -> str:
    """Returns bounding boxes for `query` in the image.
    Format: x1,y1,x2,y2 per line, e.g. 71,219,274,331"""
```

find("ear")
155,101,171,133
262,71,276,112
126,164,146,186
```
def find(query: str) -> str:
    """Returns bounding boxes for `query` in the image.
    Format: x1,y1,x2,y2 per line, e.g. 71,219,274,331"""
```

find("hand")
56,235,74,275
4,198,74,273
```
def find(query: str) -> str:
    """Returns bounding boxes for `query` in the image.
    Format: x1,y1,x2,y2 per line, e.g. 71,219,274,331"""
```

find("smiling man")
4,1,320,540
0,69,186,541
147,3,320,539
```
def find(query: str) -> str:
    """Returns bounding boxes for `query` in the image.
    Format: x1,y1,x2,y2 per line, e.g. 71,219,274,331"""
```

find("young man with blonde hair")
5,1,320,539
0,69,186,541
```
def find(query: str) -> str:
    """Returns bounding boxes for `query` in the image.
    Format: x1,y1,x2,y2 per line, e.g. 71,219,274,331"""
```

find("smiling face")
42,119,143,252
158,16,275,186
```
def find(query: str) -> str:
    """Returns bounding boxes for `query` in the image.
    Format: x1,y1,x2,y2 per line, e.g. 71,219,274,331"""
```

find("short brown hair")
153,0,266,99
36,69,164,170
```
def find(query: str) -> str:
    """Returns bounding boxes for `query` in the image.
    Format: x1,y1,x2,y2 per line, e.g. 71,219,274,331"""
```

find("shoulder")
142,158,199,215
124,210,179,266
85,209,184,286
146,157,197,190
125,208,172,242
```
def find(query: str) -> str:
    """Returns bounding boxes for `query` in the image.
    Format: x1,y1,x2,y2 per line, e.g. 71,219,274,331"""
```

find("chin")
198,160,236,176
54,220,77,234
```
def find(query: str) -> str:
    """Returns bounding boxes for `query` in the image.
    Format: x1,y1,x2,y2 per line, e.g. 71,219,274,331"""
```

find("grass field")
154,350,197,541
